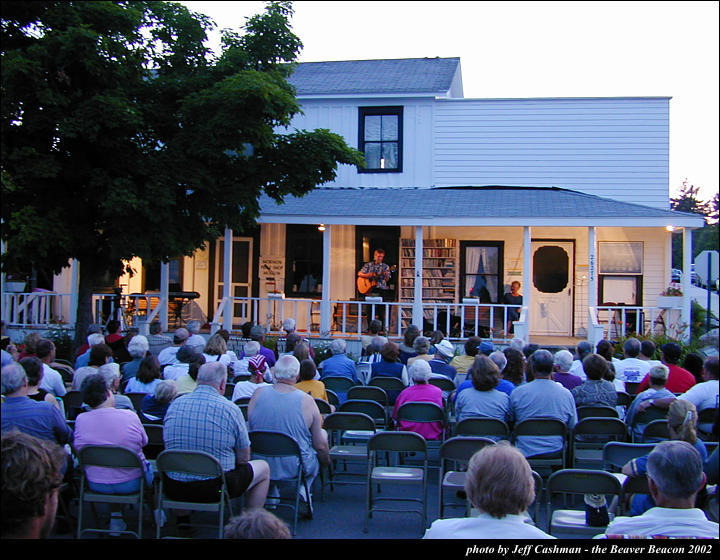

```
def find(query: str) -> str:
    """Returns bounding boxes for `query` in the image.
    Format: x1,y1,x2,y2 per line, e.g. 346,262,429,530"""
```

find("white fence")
2,292,72,327
590,304,684,345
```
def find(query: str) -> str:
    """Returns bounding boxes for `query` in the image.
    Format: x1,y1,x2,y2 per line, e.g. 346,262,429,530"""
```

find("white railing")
421,302,519,341
210,296,321,335
91,293,166,333
2,291,71,327
590,305,685,341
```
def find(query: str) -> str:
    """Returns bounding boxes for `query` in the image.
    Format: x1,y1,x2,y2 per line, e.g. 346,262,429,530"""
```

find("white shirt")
680,379,719,432
614,357,651,383
231,381,272,402
157,345,181,366
163,363,189,381
602,507,719,538
424,512,555,539
40,363,67,397
568,360,587,382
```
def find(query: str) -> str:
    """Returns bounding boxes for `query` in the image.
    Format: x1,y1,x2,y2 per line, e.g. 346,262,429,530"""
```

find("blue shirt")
428,359,456,381
319,354,358,383
163,385,249,480
454,378,515,401
1,396,72,445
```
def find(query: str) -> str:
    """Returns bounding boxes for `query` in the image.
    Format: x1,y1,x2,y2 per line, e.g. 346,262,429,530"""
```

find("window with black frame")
285,224,324,297
358,106,403,172
460,242,504,303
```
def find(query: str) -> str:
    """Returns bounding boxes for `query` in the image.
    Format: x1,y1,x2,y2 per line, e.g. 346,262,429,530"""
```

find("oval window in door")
533,246,568,293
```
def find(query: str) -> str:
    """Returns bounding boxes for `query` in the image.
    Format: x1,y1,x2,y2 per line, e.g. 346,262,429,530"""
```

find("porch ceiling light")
318,224,326,231
665,225,676,232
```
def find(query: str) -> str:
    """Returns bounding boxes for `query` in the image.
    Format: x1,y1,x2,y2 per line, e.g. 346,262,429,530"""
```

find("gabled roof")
257,186,705,228
287,57,461,97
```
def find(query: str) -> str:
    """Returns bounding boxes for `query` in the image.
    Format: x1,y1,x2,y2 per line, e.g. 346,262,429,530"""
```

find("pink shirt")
74,407,148,484
392,383,445,440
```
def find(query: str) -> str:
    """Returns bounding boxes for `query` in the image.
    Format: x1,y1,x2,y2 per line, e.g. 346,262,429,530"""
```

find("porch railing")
91,293,167,334
590,305,685,343
2,291,71,327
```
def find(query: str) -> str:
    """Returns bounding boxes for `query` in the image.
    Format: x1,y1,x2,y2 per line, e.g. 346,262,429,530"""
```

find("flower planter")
656,295,683,309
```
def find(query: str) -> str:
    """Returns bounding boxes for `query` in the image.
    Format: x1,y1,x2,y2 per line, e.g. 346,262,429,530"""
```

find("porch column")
412,226,424,328
681,227,692,343
320,225,332,336
69,259,80,327
222,227,233,332
588,227,597,309
160,260,170,332
522,226,532,338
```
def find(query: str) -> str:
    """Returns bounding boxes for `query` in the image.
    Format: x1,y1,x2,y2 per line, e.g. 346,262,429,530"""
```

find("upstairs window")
358,106,403,173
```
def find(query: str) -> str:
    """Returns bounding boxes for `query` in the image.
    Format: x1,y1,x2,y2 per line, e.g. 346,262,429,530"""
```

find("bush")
45,326,74,361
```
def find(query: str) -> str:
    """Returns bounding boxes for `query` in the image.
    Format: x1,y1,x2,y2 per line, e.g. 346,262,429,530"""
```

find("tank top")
28,389,49,402
248,387,318,480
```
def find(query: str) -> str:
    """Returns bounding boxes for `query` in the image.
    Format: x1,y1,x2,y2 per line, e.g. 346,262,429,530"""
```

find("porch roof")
257,186,706,228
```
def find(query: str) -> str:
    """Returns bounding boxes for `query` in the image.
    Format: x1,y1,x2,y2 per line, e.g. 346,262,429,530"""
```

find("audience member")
612,338,651,384
233,341,266,379
679,355,719,434
104,320,123,345
360,319,386,355
163,362,270,535
682,352,706,385
392,360,444,440
121,335,149,381
625,364,675,440
502,347,526,387
124,355,163,394
1,430,66,539
72,342,113,390
449,336,481,376
224,509,291,539
295,359,331,404
281,318,315,359
370,341,409,404
428,339,457,381
488,351,515,395
568,340,592,381
232,355,272,401
157,327,190,366
455,355,511,425
571,354,618,408
147,321,172,357
238,325,276,368
75,332,107,369
20,356,61,410
595,339,617,364
522,343,540,381
319,339,357,383
110,327,138,364
359,336,385,365
35,339,67,398
605,440,717,537
552,350,582,391
185,320,206,351
424,443,553,539
398,325,421,365
509,349,577,458
639,339,661,367
203,332,233,373
17,332,41,361
140,379,178,422
163,345,200,382
407,336,433,367
636,342,696,394
97,362,135,411
174,353,205,395
248,355,330,506
74,323,102,358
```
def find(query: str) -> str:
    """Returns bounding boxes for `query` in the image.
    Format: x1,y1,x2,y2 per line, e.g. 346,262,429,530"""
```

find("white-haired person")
624,364,676,440
73,373,153,535
392,360,445,440
454,356,511,426
74,332,107,369
407,336,434,367
281,317,315,360
552,349,582,391
318,339,357,383
424,442,554,539
603,440,717,538
97,362,135,411
248,355,330,507
140,379,178,422
185,320,206,351
121,334,149,381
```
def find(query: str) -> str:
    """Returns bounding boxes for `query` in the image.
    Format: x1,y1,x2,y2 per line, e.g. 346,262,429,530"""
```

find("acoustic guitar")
357,265,397,295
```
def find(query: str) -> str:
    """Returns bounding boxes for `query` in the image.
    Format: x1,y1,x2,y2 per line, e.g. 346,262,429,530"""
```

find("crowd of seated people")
2,319,718,540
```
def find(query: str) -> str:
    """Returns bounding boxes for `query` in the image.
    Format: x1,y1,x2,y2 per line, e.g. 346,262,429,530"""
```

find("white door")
215,237,253,326
530,241,574,336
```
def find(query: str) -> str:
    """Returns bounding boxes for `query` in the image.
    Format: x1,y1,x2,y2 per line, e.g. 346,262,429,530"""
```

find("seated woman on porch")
392,360,444,440
455,355,511,426
398,325,420,365
502,281,523,335
370,341,409,404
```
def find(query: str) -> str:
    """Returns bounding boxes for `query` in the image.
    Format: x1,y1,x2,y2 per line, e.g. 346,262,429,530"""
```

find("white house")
4,57,704,345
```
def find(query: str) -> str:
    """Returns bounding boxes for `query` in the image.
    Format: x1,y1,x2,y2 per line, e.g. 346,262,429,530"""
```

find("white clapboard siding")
432,98,670,208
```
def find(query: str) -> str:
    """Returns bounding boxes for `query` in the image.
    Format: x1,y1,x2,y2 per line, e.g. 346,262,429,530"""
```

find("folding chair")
624,382,641,396
428,376,456,393
338,399,388,430
601,441,655,513
364,431,428,534
454,417,510,440
347,385,389,408
322,376,358,394
576,405,619,420
512,418,568,473
546,469,623,537
642,419,669,442
395,401,447,446
437,436,495,519
356,362,372,385
323,412,376,489
368,376,406,406
155,449,233,539
224,383,235,399
249,431,312,536
233,396,251,406
326,389,339,406
698,407,718,440
125,392,147,412
64,390,85,420
629,406,667,442
142,424,165,461
314,398,332,415
77,445,151,539
615,391,632,409
571,417,627,468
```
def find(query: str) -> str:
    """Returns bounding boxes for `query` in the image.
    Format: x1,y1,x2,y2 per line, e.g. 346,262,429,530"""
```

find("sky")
180,0,719,203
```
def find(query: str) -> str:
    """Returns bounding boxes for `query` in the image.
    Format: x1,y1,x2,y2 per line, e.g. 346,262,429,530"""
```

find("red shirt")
105,333,123,345
636,363,696,393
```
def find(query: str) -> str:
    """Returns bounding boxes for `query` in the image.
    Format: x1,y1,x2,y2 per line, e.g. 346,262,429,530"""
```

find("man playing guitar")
357,249,395,297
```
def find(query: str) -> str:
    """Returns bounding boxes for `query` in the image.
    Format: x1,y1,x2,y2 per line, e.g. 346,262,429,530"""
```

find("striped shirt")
163,385,249,480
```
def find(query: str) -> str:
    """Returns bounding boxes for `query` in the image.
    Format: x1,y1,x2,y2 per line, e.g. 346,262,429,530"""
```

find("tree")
1,1,364,347
669,180,715,268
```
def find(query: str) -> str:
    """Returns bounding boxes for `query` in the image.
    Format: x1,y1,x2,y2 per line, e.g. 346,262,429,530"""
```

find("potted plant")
657,285,683,309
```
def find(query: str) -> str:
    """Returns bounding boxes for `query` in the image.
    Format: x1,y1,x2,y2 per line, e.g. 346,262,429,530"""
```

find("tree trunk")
72,264,102,354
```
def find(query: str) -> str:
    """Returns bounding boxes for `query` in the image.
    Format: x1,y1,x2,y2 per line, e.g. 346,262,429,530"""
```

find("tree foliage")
1,1,363,343
670,181,717,267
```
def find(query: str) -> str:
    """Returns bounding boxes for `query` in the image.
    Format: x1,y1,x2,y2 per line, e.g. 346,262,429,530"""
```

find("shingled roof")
257,186,705,228
287,57,461,96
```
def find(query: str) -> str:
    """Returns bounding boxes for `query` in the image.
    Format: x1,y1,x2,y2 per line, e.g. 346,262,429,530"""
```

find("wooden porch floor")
527,335,584,349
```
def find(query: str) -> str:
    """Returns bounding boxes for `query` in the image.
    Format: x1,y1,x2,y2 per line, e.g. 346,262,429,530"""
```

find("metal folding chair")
576,405,619,420
323,412,376,489
454,417,510,439
571,417,627,468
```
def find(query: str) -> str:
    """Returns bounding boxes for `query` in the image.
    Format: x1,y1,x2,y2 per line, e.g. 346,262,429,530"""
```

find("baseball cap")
479,341,494,355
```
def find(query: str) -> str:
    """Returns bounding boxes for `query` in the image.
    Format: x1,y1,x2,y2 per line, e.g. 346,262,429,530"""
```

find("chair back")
633,406,668,426
368,431,427,454
326,389,339,406
143,424,165,460
249,431,301,458
455,417,510,439
602,441,656,472
315,398,332,415
156,449,224,479
233,396,251,406
356,362,372,385
698,407,718,424
576,405,619,420
439,436,495,463
547,468,622,496
323,412,376,434
615,391,632,408
573,417,627,439
368,376,406,393
428,377,456,392
78,445,144,470
224,383,236,399
125,392,147,412
338,399,387,427
322,376,357,393
396,401,446,424
514,418,567,438
64,390,85,419
347,385,388,406
625,382,641,395
233,374,251,383
642,419,669,441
